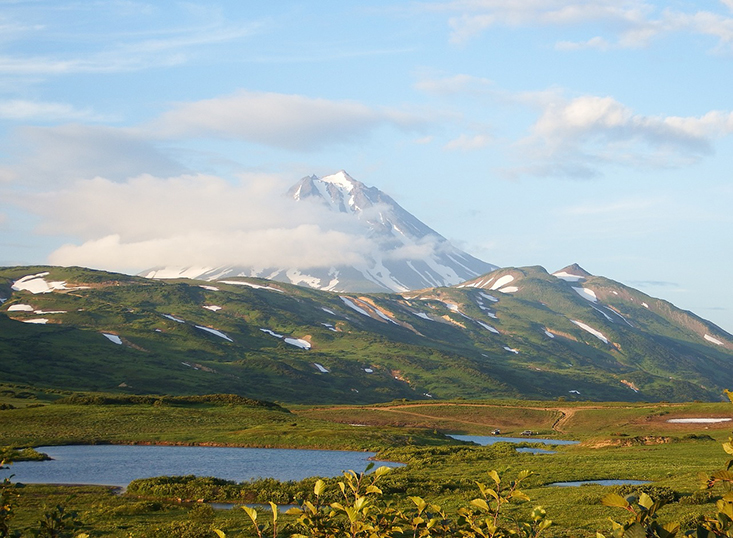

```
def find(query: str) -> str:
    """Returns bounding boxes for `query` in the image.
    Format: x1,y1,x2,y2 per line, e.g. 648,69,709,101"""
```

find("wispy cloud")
0,100,105,121
0,3,263,75
149,90,427,151
416,73,733,178
420,0,733,50
443,133,492,151
18,173,379,273
515,95,733,177
0,124,186,184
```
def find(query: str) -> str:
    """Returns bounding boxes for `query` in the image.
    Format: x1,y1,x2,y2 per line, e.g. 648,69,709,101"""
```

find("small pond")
547,480,649,487
0,445,403,488
449,435,579,446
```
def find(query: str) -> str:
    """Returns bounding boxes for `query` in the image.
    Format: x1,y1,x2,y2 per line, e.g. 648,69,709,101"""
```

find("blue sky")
1,0,732,333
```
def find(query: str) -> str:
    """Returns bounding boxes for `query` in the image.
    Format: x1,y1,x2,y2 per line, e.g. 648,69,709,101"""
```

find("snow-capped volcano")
144,171,497,292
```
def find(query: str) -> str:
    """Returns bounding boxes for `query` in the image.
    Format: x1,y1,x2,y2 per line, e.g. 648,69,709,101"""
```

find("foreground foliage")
215,465,551,538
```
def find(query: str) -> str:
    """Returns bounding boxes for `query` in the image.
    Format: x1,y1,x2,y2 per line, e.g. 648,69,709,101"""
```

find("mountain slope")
1,265,732,404
144,171,497,292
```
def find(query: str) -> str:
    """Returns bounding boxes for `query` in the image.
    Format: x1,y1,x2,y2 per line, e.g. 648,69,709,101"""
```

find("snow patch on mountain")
12,273,68,294
8,304,34,312
102,333,122,344
195,325,233,342
285,338,311,349
573,287,598,302
23,318,49,324
571,320,609,344
219,280,284,293
490,275,515,290
553,271,584,282
341,296,371,317
704,334,724,346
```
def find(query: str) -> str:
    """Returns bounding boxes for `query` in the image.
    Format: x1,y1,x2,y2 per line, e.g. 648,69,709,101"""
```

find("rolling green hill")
1,264,731,403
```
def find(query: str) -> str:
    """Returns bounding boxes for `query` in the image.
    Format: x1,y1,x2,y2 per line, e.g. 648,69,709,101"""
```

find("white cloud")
514,94,733,177
423,0,733,50
444,133,492,151
150,90,426,151
561,198,662,216
23,173,379,273
555,36,610,50
0,124,186,184
0,100,103,121
414,73,495,96
0,4,263,75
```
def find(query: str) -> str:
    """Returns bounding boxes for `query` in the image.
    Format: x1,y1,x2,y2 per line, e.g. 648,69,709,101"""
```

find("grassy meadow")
2,386,733,536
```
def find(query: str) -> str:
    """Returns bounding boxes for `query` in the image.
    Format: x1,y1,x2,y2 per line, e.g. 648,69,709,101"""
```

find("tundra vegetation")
1,388,733,536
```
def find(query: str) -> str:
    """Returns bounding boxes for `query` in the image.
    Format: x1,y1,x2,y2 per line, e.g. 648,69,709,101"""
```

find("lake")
449,434,579,446
0,445,403,487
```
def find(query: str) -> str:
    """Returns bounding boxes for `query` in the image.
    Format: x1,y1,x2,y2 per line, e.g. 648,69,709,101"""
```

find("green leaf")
487,470,500,485
410,496,427,512
517,470,533,481
471,498,490,512
241,505,258,524
366,485,382,495
510,490,531,502
314,479,326,497
269,501,278,522
374,465,392,478
213,531,226,538
638,492,653,510
602,494,630,509
723,443,733,456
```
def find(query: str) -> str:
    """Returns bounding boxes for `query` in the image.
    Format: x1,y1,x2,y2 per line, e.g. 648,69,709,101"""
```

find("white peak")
319,170,356,192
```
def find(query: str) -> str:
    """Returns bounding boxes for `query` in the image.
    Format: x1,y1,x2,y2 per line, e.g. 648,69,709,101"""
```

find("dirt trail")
300,402,683,434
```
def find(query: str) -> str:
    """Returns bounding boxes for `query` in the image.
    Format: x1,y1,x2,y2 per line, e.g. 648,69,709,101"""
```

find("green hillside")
1,265,731,403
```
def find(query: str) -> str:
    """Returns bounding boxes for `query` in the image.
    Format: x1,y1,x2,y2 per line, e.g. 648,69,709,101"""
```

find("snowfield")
340,296,371,317
571,320,609,344
285,338,311,349
22,318,49,324
573,287,598,302
260,328,284,338
553,271,585,282
219,280,284,293
313,362,329,373
163,314,186,323
12,273,68,294
667,418,731,424
203,305,222,312
8,304,34,312
194,325,233,342
704,334,724,346
102,333,122,344
490,275,515,291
